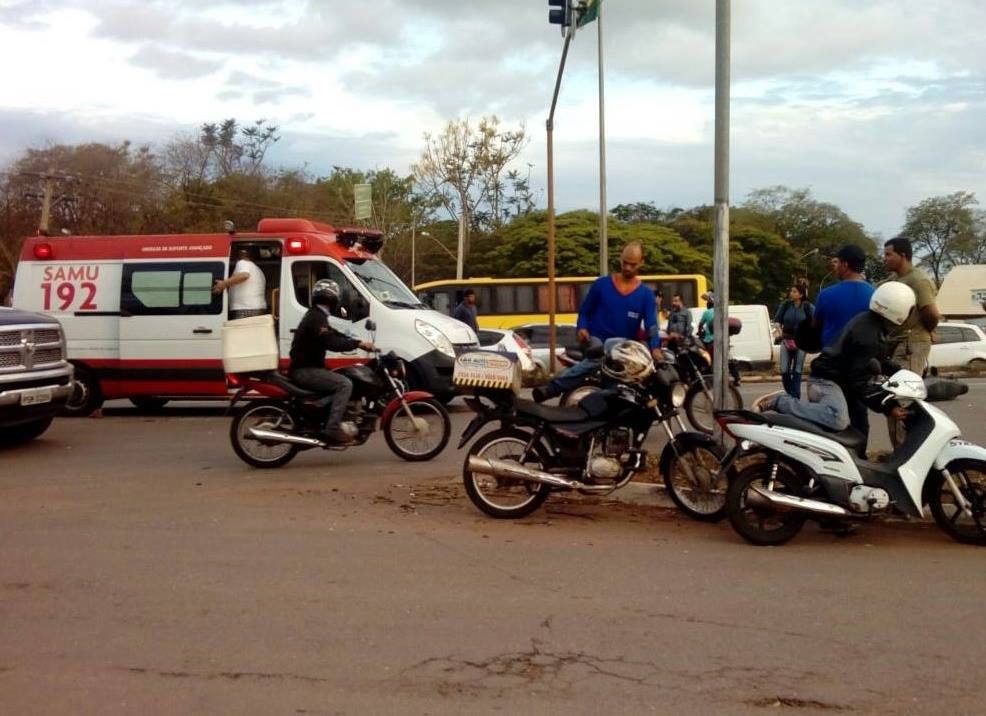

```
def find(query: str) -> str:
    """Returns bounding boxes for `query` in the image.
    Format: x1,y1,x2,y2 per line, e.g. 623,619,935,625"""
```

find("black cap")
834,244,866,273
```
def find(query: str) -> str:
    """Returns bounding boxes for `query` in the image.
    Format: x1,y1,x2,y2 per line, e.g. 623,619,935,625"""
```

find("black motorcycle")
457,361,722,519
665,335,743,433
227,322,451,468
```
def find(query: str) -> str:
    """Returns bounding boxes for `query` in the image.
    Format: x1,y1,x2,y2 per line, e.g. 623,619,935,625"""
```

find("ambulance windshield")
347,259,423,308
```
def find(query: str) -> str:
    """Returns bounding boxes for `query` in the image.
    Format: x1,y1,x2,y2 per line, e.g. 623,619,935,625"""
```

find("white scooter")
718,369,986,546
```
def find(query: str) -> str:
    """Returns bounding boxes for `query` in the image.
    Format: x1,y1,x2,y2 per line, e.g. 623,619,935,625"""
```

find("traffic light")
548,0,572,29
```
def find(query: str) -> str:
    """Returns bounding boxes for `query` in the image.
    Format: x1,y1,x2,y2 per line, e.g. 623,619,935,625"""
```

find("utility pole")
39,169,57,235
712,0,731,427
596,3,608,276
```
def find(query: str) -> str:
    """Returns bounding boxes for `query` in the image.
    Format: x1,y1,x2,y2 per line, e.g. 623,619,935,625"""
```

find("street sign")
354,183,372,220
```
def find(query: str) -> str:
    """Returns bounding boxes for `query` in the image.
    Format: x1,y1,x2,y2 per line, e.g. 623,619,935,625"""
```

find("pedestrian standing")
882,236,941,446
773,280,813,399
812,244,876,449
452,288,479,333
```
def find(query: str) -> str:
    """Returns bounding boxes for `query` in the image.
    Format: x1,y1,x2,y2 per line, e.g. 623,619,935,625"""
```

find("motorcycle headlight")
415,319,455,358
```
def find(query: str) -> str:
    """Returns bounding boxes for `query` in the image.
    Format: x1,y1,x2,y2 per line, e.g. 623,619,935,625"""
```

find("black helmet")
312,279,341,306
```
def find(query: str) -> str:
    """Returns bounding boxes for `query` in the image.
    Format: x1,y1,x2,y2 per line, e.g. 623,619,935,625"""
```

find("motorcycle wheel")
383,398,451,462
230,400,300,469
684,376,743,434
661,433,729,522
927,459,986,545
462,429,551,519
725,460,806,546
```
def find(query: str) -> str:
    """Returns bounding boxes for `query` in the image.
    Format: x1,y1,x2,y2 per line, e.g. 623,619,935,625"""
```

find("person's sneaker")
752,390,785,413
532,386,553,403
322,427,355,444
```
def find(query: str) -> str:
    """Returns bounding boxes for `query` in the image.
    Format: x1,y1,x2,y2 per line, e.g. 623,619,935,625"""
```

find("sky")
1,0,984,241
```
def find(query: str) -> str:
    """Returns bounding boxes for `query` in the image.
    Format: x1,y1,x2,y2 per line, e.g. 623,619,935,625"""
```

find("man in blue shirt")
812,244,875,447
533,242,661,402
813,245,875,348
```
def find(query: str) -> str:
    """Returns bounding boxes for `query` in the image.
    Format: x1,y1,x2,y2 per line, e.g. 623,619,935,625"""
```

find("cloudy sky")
1,0,983,239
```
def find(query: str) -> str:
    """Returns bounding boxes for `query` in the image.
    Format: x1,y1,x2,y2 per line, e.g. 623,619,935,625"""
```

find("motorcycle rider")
755,281,915,444
289,279,374,444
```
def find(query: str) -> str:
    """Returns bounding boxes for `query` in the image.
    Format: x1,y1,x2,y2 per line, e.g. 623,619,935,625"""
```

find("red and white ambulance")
13,218,477,414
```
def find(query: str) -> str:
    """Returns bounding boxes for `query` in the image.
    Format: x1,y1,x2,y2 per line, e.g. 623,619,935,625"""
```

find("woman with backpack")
773,280,813,399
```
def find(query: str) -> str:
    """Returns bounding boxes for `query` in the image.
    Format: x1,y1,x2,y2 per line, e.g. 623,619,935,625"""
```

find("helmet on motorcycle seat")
311,279,341,307
869,281,915,326
600,341,654,384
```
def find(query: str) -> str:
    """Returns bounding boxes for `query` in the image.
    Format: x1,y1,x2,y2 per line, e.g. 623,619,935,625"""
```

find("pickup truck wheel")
61,366,104,417
0,417,55,446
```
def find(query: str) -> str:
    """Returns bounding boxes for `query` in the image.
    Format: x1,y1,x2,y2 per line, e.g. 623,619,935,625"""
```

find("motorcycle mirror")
365,319,376,331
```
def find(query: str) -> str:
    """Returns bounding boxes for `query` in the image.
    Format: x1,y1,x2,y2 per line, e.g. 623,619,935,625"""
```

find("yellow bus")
414,275,710,329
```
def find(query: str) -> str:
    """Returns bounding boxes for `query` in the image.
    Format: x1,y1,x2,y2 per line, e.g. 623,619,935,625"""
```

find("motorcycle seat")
760,410,866,453
515,399,589,423
265,371,320,398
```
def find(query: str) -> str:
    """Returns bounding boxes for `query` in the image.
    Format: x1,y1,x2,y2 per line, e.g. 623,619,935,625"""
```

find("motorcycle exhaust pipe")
466,455,611,492
747,485,850,517
248,427,325,448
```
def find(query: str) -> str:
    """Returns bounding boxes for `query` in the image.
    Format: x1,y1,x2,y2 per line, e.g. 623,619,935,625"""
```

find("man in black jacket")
758,282,915,450
289,279,374,444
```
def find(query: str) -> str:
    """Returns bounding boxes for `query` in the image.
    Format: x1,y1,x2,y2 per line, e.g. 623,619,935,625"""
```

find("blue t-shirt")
577,276,660,350
814,279,875,348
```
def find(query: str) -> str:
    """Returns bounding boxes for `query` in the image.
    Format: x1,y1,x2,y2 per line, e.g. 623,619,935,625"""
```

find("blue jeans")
546,337,623,396
779,341,807,399
772,377,850,432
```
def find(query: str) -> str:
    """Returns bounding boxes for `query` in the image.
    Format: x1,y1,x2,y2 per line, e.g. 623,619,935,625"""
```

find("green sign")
578,0,600,27
354,183,372,220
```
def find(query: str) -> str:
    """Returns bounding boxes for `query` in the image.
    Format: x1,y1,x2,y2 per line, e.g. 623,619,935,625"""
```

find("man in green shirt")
882,236,941,446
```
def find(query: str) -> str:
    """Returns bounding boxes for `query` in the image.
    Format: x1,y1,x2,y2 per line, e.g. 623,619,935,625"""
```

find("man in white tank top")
213,247,267,319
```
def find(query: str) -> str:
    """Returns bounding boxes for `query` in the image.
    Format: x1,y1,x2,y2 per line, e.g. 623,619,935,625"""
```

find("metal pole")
546,30,574,374
410,221,416,289
713,0,731,424
597,5,608,276
455,212,465,280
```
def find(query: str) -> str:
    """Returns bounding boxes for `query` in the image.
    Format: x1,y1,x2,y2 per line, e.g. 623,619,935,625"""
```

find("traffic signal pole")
545,28,575,373
713,0,731,438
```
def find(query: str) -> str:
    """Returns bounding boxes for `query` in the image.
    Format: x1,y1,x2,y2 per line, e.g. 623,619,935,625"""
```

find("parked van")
12,218,477,415
689,304,774,370
937,264,986,319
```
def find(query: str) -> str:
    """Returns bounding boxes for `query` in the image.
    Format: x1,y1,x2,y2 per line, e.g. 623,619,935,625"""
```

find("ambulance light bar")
34,242,54,260
285,238,309,254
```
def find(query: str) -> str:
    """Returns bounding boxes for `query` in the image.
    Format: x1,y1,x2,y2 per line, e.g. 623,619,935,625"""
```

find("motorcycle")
227,320,451,468
457,345,716,519
719,369,986,546
557,336,743,435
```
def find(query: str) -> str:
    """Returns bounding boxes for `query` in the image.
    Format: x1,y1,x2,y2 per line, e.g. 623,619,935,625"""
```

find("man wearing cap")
812,244,876,447
813,245,875,349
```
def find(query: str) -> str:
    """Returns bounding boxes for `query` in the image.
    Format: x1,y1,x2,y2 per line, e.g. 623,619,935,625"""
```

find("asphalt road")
1,380,985,714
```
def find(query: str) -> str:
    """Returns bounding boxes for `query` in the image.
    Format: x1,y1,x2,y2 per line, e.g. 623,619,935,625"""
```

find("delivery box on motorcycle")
222,314,279,373
453,350,522,394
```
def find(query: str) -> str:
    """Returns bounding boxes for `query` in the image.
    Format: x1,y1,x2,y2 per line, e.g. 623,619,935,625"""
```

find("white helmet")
869,281,915,326
600,341,654,384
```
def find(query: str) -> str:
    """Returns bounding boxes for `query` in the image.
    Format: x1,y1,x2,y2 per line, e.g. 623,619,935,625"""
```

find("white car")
475,328,540,382
509,323,579,374
929,322,986,370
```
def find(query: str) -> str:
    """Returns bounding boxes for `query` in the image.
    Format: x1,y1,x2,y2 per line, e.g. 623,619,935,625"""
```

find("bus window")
516,285,536,313
537,284,578,313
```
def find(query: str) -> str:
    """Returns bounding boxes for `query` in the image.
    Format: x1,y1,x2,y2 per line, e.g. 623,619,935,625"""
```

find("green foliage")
901,191,979,286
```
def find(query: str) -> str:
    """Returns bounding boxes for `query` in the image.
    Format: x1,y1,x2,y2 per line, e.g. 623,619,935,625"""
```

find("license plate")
20,388,52,406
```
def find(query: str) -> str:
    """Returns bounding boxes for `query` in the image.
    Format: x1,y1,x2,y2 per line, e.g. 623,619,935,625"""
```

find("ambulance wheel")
61,366,104,417
130,397,169,411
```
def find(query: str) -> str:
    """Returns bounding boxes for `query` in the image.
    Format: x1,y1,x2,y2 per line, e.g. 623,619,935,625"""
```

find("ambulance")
12,218,478,415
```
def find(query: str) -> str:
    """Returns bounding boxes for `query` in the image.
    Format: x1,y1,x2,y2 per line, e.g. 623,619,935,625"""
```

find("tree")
412,116,528,274
609,202,683,224
901,191,979,285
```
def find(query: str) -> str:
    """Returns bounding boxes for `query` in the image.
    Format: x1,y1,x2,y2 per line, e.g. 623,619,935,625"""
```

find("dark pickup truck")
0,307,74,445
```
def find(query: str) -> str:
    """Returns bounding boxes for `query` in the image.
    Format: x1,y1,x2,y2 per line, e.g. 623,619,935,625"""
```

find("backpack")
793,302,821,353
